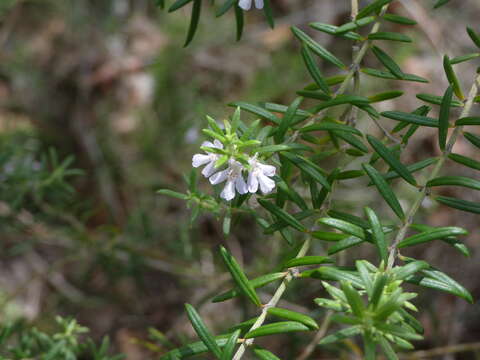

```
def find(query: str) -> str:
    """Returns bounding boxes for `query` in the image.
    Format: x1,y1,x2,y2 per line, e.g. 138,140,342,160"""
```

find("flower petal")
254,0,264,9
213,139,224,149
236,174,248,194
209,169,228,184
247,171,259,193
202,161,218,177
201,141,215,149
192,154,211,168
221,180,236,201
258,173,276,194
259,163,276,176
238,0,252,10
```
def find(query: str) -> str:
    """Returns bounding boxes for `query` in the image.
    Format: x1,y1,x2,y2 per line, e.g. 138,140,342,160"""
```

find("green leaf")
328,210,370,229
364,207,388,263
448,153,480,171
159,336,230,359
258,199,307,232
275,97,303,142
379,336,398,360
464,131,480,149
450,53,480,64
301,45,330,94
262,0,274,28
245,321,310,339
467,27,480,48
456,117,480,126
307,267,363,288
219,246,262,306
216,0,234,17
443,55,464,100
157,189,189,200
379,157,439,183
283,256,333,268
267,307,319,329
356,260,374,295
264,209,315,234
252,347,281,360
227,317,259,333
363,163,404,220
399,227,468,248
336,16,376,33
280,152,330,190
229,102,280,124
328,236,364,255
334,131,369,153
435,196,480,214
220,330,240,360
185,304,222,359
381,111,439,127
418,268,473,303
296,90,331,101
370,273,388,308
309,95,370,113
357,0,394,19
363,333,377,360
341,281,365,317
428,176,480,191
368,31,412,42
416,93,463,107
368,90,403,103
433,0,450,8
309,22,363,41
319,326,362,345
291,26,346,69
410,224,470,257
367,135,417,186
212,272,285,303
393,260,429,280
256,144,310,154
299,122,362,135
318,217,365,239
169,0,193,12
438,85,454,150
234,4,244,41
312,231,349,242
383,13,417,25
372,46,404,79
184,0,202,47
361,68,429,83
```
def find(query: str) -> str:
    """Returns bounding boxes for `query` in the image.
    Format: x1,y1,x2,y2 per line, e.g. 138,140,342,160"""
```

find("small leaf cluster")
0,317,123,360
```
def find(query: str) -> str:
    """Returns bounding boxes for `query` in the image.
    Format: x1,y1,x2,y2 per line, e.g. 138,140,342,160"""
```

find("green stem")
387,74,480,269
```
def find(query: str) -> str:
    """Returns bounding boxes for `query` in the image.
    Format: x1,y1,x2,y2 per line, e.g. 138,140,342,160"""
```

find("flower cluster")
238,0,264,11
192,142,276,201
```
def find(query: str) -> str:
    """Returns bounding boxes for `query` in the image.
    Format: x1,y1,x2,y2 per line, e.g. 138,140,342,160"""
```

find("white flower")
192,140,224,178
238,0,264,11
209,159,248,201
247,155,276,194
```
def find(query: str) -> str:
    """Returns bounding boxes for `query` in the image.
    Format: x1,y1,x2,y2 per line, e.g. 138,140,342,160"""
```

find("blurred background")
0,0,479,358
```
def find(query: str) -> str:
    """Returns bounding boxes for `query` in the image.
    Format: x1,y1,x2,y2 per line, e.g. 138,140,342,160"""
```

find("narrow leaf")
357,0,394,19
467,27,480,48
464,132,480,149
245,321,310,339
456,117,480,126
229,102,280,124
219,246,262,306
427,176,480,191
220,330,241,360
301,45,330,94
443,55,464,100
283,256,333,268
399,227,468,248
184,0,202,47
252,347,281,360
364,207,388,263
361,68,428,83
382,111,439,127
319,326,362,345
383,14,417,25
438,85,453,150
435,196,480,214
267,307,319,329
368,31,412,42
372,46,404,79
448,153,480,171
318,218,365,239
362,164,404,219
367,135,417,185
291,27,346,69
185,304,222,359
341,281,365,317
